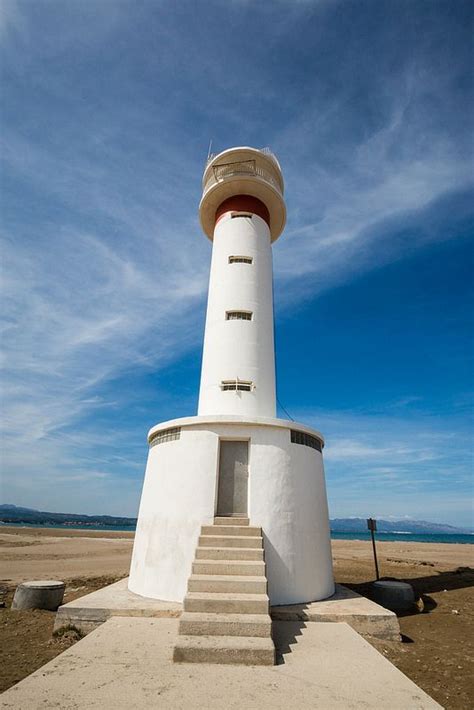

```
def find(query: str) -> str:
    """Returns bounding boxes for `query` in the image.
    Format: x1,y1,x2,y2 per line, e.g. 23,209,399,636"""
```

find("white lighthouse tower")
129,147,334,607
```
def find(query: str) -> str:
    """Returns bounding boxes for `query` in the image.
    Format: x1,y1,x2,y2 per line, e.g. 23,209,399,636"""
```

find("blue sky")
1,0,472,526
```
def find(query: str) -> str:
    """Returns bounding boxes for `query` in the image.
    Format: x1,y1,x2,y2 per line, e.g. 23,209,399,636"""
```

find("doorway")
216,440,249,516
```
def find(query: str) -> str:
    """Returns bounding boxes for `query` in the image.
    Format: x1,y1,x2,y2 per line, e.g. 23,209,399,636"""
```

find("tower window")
290,430,322,452
229,256,253,264
231,213,253,219
149,427,181,447
226,311,252,321
221,380,253,392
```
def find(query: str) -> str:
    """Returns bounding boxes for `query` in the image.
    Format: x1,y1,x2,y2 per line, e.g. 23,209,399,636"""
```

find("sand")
0,526,472,709
1,526,471,583
331,537,473,568
0,527,133,583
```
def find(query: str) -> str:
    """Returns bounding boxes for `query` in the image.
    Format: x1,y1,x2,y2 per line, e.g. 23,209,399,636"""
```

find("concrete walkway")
1,617,441,709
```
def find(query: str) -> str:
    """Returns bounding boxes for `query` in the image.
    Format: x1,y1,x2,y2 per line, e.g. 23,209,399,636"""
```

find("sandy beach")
0,526,472,709
0,526,134,584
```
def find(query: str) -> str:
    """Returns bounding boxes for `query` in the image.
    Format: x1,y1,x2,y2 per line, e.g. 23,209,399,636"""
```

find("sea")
1,522,472,544
330,531,473,544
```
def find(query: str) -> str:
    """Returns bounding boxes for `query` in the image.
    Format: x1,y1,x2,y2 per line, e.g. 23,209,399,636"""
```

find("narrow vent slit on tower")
149,427,181,447
229,256,253,264
221,380,253,391
290,429,322,452
226,311,252,321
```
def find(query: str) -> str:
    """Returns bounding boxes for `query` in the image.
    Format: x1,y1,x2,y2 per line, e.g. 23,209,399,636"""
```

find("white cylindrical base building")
129,416,334,605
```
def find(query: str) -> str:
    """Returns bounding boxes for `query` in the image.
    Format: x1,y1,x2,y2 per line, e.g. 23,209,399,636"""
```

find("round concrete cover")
12,580,65,610
372,580,415,612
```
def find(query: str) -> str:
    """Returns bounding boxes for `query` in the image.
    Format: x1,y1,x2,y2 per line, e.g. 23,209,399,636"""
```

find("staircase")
173,517,275,665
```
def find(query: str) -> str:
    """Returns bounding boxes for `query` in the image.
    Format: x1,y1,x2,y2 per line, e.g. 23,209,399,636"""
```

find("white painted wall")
197,213,276,418
129,417,334,605
128,428,218,602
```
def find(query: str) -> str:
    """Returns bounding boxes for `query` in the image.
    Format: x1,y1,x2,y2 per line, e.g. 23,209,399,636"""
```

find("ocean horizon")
330,530,473,544
1,521,472,544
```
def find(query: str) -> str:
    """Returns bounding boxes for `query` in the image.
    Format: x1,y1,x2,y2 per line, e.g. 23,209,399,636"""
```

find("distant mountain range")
329,517,472,535
0,504,137,528
0,504,471,534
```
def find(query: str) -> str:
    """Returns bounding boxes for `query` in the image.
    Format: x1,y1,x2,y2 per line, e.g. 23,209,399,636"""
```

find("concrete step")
192,560,265,576
195,547,264,561
173,634,275,665
184,592,269,615
198,535,263,549
188,575,267,594
179,612,271,638
201,525,261,537
214,517,249,526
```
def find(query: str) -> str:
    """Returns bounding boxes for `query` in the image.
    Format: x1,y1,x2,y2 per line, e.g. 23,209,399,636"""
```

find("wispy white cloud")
324,439,440,464
272,63,472,298
0,0,24,39
0,121,210,514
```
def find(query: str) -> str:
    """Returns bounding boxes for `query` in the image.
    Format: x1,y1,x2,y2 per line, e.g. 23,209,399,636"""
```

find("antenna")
207,139,213,162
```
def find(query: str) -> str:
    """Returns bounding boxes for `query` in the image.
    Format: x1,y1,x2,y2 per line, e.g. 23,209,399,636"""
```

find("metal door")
217,441,249,516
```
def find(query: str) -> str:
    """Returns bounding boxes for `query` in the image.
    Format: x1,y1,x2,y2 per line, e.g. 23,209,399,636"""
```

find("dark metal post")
367,518,380,580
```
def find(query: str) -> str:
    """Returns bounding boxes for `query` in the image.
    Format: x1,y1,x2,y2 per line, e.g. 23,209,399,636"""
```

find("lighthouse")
129,147,334,607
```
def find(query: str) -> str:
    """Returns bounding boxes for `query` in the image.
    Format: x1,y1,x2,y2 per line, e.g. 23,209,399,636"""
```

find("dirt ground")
0,574,124,694
0,527,472,709
331,539,474,710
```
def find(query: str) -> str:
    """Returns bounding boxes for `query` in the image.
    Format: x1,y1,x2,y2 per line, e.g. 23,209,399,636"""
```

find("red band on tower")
215,195,270,228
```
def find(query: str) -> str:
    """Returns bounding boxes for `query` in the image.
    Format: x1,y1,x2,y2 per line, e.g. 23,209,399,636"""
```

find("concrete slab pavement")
54,577,181,634
2,617,441,709
55,578,399,641
271,583,400,640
